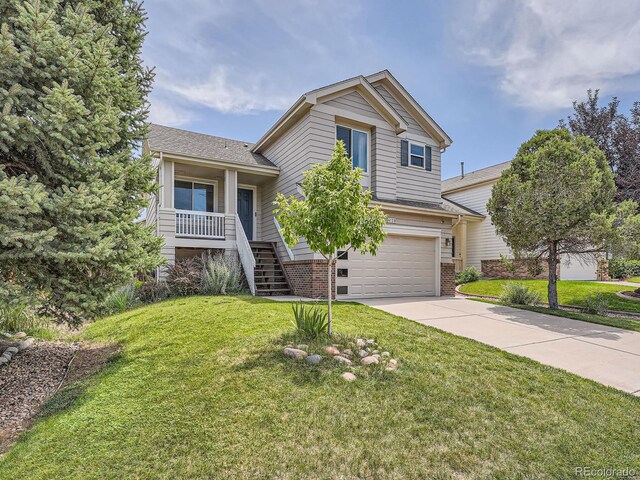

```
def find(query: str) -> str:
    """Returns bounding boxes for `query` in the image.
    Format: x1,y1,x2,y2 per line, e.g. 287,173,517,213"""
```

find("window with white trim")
409,142,425,168
336,125,368,172
174,180,215,212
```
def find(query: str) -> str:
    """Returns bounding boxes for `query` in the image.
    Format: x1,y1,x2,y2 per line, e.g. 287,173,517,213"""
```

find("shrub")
165,257,204,297
201,253,245,295
608,258,640,279
104,283,138,314
0,302,46,332
499,282,542,306
583,293,609,316
136,278,170,304
291,303,328,338
456,266,480,285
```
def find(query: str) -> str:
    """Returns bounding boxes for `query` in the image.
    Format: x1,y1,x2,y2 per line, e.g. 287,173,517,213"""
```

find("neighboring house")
144,70,480,299
442,162,599,281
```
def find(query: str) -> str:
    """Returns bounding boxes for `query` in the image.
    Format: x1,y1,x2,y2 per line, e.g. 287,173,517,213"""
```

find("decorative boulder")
361,356,379,366
283,348,308,360
306,354,322,365
6,346,18,354
14,332,27,338
324,346,340,356
333,355,352,365
342,372,357,382
343,349,353,356
358,349,368,358
356,338,366,348
386,359,398,371
382,351,390,357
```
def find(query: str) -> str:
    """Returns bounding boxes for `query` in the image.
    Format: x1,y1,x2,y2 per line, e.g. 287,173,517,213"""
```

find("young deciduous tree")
0,0,163,325
274,141,386,334
487,129,616,309
560,90,640,205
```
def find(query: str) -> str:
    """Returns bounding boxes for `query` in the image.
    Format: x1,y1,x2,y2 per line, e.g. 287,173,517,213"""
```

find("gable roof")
146,124,277,169
252,71,451,153
441,197,484,217
441,160,512,194
366,70,452,148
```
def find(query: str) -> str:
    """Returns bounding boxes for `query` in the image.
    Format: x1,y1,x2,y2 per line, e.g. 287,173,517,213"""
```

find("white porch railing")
235,214,256,295
273,217,294,261
175,210,225,239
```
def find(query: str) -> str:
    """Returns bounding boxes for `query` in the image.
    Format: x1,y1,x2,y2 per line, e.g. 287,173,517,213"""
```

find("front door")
237,188,254,240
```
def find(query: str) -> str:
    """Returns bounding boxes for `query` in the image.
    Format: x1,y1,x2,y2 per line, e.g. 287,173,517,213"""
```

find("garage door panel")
338,235,436,298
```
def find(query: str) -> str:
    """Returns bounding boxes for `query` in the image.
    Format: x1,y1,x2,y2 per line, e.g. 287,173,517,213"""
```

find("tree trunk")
547,241,559,309
327,256,333,335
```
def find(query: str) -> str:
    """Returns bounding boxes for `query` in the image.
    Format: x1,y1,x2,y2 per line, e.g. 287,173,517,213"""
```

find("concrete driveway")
358,297,640,395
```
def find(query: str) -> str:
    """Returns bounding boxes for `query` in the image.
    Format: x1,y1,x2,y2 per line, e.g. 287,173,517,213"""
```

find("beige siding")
372,126,397,200
445,182,510,269
374,85,432,138
324,90,385,122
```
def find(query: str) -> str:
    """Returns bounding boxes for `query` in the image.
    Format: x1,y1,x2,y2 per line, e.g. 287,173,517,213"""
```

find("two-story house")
145,70,474,298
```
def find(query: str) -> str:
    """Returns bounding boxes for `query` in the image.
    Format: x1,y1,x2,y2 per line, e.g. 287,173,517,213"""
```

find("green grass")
0,296,638,479
627,276,640,284
469,298,640,332
459,279,640,314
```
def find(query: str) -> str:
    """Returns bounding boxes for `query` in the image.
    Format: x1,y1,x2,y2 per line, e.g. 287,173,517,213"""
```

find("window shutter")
400,139,408,166
425,145,432,171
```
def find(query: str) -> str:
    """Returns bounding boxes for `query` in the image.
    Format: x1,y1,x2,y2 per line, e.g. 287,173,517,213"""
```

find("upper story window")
410,143,425,168
174,179,214,212
336,125,368,173
400,139,432,171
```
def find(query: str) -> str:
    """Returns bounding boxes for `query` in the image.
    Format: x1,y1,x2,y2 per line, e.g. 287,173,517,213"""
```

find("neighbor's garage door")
337,235,436,298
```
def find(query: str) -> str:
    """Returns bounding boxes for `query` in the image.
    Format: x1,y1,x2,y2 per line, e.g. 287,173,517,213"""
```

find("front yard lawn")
628,276,640,284
0,296,638,479
459,279,640,314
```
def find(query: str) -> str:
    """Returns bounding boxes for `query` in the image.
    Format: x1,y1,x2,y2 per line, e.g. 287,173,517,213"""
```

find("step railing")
175,210,225,238
273,217,294,261
235,214,256,295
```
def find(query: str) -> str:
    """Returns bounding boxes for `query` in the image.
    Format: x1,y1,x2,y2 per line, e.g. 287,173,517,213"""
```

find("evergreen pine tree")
0,0,163,325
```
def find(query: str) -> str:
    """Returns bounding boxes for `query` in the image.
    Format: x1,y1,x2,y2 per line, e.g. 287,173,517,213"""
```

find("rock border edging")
0,334,35,367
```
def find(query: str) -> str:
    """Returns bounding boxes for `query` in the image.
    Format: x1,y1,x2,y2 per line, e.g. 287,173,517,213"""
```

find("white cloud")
143,0,373,117
455,0,640,110
148,97,195,127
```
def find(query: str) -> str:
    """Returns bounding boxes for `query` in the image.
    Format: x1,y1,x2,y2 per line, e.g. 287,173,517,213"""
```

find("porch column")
459,220,468,269
225,169,237,214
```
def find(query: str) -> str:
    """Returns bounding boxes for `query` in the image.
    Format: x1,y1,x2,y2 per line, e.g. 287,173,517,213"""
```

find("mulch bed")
0,340,119,455
621,290,640,299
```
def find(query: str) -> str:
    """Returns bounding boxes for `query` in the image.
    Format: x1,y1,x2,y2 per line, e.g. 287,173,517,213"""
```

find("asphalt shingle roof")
147,124,277,169
441,160,512,193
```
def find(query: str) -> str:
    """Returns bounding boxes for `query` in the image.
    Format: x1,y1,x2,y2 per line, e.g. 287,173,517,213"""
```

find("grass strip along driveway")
0,296,638,479
459,279,640,314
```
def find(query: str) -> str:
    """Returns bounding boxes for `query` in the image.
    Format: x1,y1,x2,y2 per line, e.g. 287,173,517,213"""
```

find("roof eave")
149,150,280,176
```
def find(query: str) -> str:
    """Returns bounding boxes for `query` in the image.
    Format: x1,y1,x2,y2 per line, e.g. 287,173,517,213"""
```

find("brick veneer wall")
282,260,336,299
481,259,559,280
441,263,456,296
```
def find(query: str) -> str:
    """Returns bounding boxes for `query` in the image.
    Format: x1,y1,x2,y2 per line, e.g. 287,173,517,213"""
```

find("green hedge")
608,258,640,279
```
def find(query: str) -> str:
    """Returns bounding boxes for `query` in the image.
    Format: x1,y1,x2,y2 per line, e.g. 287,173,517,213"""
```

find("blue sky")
143,0,640,180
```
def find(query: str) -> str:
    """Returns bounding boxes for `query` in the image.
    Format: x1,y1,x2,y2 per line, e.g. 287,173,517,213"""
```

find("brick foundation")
481,258,558,280
282,260,336,299
441,263,456,296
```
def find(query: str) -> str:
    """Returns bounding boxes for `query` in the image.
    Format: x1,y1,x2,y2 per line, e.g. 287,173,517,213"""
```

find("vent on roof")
461,161,465,179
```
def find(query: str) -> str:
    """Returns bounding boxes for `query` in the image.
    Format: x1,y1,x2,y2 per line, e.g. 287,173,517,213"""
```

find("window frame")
174,176,218,213
408,141,425,169
336,124,369,174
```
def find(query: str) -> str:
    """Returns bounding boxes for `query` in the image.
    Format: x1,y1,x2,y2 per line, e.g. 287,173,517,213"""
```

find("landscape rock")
324,346,340,356
372,354,380,360
0,357,8,365
343,349,353,356
382,351,390,357
14,332,26,339
6,347,18,354
2,352,12,361
372,350,379,355
366,339,376,345
297,344,308,351
306,354,322,365
17,338,34,350
341,372,357,382
333,355,352,365
386,359,398,371
361,356,379,366
356,338,366,348
358,349,368,358
283,348,308,360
